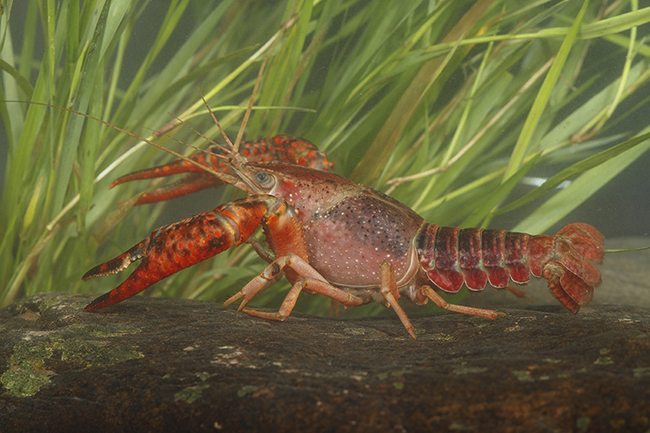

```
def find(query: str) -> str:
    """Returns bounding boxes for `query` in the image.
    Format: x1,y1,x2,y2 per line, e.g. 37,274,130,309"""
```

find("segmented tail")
417,223,604,312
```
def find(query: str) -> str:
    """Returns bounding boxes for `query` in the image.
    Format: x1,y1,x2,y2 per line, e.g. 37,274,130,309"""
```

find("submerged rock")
1,289,650,432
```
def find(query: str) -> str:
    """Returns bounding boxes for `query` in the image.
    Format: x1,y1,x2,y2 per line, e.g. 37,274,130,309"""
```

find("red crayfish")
83,135,605,339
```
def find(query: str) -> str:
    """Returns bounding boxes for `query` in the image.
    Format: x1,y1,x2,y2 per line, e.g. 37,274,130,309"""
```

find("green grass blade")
350,0,494,185
514,132,650,234
499,130,650,216
504,0,590,179
461,153,541,228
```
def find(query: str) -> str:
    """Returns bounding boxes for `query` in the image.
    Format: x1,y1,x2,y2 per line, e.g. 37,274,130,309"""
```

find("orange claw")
83,195,278,311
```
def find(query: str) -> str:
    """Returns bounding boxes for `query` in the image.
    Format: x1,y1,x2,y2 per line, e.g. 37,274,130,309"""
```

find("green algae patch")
175,384,210,404
594,348,613,365
198,372,213,381
343,327,388,338
54,323,144,367
66,323,141,338
35,293,75,313
1,324,144,397
1,367,53,398
469,316,493,328
56,336,144,366
1,339,55,397
453,365,488,375
417,331,453,341
375,369,413,381
512,370,534,382
576,417,591,432
237,385,261,397
11,292,78,314
633,367,650,377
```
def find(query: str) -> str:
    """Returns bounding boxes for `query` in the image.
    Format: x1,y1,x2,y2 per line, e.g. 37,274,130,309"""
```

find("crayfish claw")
84,196,276,312
82,246,145,281
84,292,113,312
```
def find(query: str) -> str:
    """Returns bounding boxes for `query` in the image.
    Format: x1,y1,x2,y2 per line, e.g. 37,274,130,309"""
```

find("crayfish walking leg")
379,261,417,339
223,253,366,321
379,262,503,339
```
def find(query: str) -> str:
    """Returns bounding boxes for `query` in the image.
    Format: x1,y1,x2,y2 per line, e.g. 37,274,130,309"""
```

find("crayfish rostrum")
83,136,604,339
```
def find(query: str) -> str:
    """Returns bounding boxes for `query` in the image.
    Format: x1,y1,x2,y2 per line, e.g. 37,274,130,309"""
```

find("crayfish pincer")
83,137,605,339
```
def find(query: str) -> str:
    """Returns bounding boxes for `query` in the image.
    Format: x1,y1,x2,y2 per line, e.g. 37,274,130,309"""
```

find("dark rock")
2,288,650,433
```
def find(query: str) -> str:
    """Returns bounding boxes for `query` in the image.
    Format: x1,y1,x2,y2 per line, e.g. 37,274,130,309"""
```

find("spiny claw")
82,244,146,281
121,173,222,206
84,256,160,312
110,136,333,206
84,196,277,312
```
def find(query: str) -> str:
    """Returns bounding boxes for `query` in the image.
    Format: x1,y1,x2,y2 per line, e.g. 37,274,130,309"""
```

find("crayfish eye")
254,171,275,189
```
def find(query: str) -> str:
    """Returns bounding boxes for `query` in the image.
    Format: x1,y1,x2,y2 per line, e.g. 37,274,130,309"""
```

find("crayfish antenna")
196,88,238,157
192,89,263,195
